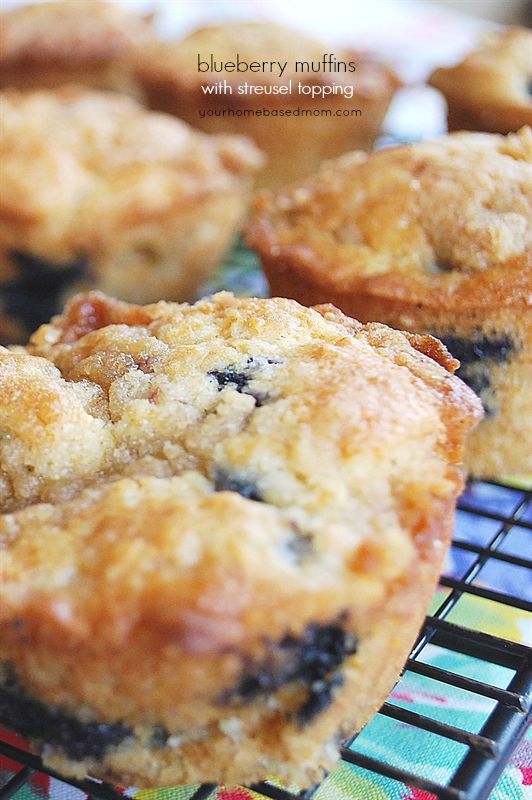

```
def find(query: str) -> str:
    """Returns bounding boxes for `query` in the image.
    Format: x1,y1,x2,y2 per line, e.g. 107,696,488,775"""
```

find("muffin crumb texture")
0,87,263,343
0,292,482,786
247,128,532,478
429,26,532,134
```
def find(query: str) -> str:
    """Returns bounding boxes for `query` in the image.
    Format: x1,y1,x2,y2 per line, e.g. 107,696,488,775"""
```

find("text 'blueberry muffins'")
0,86,263,344
247,128,532,479
429,26,532,135
0,0,154,95
133,21,399,190
0,291,481,787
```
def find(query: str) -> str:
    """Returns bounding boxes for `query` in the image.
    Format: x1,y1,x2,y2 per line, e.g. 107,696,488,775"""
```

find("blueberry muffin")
246,128,532,478
0,291,481,787
429,27,532,135
0,86,263,343
133,21,399,190
0,0,153,95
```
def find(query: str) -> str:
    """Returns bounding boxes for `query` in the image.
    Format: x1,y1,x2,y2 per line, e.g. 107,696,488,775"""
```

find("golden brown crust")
246,128,531,478
133,21,399,189
247,129,532,312
429,27,532,134
0,291,481,786
0,0,154,93
0,87,263,342
17,553,450,788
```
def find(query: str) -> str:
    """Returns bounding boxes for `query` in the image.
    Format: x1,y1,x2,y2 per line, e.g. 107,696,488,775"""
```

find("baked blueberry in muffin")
429,26,532,135
247,128,531,478
0,86,263,343
0,291,481,787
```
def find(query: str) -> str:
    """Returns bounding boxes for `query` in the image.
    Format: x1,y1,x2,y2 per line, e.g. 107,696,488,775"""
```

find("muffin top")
247,128,532,308
0,0,154,70
429,27,532,125
133,20,397,96
0,291,481,652
0,86,262,270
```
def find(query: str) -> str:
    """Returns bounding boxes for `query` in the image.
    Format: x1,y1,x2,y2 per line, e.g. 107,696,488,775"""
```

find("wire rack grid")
1,477,530,800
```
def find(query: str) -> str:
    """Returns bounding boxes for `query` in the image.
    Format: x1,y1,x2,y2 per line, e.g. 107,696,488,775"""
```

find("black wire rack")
1,478,531,800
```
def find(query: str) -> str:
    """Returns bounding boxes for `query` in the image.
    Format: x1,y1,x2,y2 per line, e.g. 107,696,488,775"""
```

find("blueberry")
0,664,132,761
151,725,169,747
296,673,345,725
209,364,251,393
438,333,515,366
435,332,516,417
1,250,89,339
214,469,263,502
220,619,358,724
208,357,281,407
285,526,314,563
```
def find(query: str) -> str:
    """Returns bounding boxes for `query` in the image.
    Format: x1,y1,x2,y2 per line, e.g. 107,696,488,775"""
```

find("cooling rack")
1,477,531,800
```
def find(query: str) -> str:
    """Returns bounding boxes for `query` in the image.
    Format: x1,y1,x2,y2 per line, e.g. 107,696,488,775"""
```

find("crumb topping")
0,292,481,651
247,128,532,280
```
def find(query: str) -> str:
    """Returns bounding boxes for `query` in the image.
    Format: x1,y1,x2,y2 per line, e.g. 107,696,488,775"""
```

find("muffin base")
0,290,479,787
1,534,449,788
0,186,250,344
